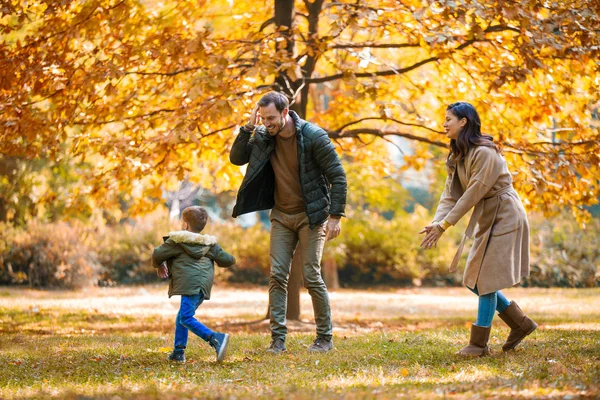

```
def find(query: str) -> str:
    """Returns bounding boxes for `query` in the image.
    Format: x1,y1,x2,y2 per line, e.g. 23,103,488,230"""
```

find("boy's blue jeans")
468,287,511,327
173,294,213,350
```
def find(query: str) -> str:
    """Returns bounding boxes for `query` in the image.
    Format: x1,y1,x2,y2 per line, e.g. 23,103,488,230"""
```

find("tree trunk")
263,250,304,321
270,0,324,321
322,256,339,290
272,0,302,321
286,252,303,319
274,0,295,96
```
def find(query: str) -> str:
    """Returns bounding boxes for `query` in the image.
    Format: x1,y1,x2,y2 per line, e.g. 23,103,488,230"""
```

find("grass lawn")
1,285,599,399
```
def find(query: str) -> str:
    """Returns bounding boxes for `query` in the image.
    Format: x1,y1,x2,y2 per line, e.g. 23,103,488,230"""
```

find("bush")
210,222,271,285
96,213,169,285
0,221,101,288
1,208,597,289
524,213,600,288
337,206,466,286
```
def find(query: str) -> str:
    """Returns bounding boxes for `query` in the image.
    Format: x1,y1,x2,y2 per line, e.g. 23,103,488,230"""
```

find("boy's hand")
157,263,169,279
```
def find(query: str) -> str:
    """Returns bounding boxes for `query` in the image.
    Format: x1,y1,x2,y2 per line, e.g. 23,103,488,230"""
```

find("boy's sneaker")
209,332,230,362
266,338,286,354
308,336,333,352
168,349,185,362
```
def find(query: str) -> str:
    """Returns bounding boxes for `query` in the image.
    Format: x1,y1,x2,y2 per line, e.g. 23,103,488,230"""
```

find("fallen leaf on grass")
401,368,409,377
158,347,172,353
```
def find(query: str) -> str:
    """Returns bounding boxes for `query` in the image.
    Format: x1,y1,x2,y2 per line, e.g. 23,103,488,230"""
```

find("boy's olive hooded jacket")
152,231,235,299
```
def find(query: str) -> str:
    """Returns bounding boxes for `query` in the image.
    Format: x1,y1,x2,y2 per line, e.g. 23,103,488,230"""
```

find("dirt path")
1,285,598,334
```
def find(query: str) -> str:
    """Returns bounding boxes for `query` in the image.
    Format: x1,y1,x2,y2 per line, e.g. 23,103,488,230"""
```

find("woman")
420,102,537,356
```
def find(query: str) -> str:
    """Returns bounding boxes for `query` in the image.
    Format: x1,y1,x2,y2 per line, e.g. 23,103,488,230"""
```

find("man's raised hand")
245,104,260,131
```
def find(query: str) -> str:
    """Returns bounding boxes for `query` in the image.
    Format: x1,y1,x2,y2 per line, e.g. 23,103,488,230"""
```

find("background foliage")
1,206,598,289
1,0,599,289
1,0,599,223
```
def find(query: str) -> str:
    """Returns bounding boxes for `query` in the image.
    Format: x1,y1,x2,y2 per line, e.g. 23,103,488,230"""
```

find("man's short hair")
182,206,208,232
258,91,289,112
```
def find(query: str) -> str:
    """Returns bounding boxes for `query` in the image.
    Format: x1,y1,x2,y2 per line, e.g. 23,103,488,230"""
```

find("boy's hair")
182,206,208,232
258,91,289,112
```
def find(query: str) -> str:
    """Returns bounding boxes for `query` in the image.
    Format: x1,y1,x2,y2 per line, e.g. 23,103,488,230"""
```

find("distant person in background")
420,102,537,356
153,206,236,362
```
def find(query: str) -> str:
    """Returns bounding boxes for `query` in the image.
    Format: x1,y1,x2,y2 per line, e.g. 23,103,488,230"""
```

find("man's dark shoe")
168,349,185,362
209,332,230,362
266,338,286,354
308,336,334,353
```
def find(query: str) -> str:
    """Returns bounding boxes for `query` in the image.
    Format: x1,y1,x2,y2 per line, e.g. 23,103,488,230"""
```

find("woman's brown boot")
458,324,491,356
498,301,537,351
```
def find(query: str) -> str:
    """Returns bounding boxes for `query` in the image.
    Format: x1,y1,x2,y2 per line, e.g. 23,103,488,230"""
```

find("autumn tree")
2,0,599,317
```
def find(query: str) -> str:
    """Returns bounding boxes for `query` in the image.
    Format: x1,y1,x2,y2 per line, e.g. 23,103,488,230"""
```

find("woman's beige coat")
434,145,530,295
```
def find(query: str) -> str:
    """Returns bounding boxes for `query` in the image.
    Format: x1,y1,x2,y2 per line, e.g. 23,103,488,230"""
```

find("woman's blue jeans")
468,287,511,327
173,294,213,350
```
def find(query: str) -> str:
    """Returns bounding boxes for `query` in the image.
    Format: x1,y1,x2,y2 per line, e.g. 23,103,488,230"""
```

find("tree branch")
323,2,399,13
329,25,517,51
124,67,202,77
334,117,444,134
331,42,420,49
485,24,520,34
24,3,101,48
327,128,447,148
327,128,598,157
199,124,238,138
72,108,177,125
259,17,275,32
307,24,520,84
304,56,439,84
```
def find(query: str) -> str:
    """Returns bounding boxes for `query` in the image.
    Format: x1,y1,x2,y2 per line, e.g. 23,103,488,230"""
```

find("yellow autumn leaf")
158,347,172,353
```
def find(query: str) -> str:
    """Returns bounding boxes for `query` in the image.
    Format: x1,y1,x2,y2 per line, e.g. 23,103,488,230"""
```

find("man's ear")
282,107,289,119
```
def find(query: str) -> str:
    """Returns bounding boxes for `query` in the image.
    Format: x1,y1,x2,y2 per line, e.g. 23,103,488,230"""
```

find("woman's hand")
419,224,444,249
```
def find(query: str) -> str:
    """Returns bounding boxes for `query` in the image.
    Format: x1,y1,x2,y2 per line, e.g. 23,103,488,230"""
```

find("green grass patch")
0,287,599,399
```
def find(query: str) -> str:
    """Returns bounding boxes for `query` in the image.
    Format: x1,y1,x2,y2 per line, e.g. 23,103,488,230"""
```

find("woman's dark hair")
446,102,498,165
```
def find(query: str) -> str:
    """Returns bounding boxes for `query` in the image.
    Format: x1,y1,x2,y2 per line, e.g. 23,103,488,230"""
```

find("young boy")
152,206,236,362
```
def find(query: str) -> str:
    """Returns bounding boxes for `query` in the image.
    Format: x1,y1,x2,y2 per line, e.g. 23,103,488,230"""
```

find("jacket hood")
168,230,218,259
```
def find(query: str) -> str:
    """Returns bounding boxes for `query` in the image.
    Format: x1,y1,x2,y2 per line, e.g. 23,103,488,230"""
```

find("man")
230,91,347,353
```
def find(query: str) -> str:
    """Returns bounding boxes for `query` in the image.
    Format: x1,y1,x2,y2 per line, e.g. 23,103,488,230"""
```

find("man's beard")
269,116,286,136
